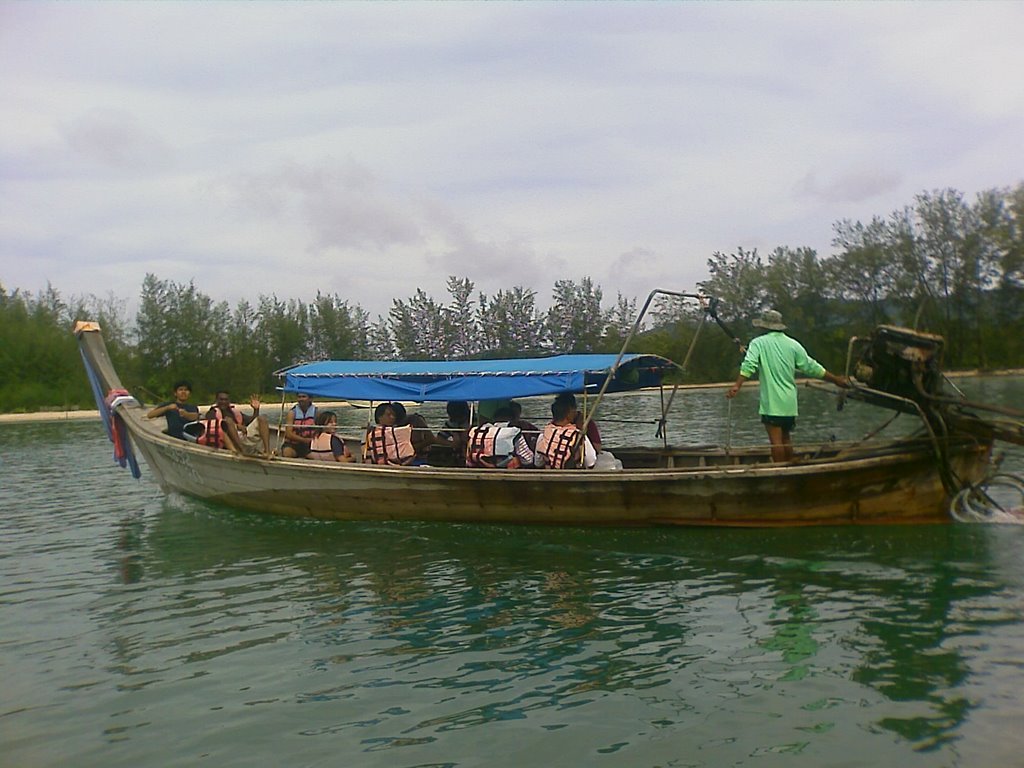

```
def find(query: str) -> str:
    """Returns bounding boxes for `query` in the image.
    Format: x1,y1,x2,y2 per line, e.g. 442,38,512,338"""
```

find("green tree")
698,248,768,331
545,277,607,353
135,274,232,399
444,277,479,359
388,290,446,360
367,316,395,360
308,293,370,360
477,286,547,357
0,283,95,410
603,292,638,350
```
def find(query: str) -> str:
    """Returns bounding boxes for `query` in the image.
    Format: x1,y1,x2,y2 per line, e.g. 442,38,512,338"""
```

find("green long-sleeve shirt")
738,331,826,417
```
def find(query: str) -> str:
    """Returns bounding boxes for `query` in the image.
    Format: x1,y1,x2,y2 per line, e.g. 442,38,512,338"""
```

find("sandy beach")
0,410,102,424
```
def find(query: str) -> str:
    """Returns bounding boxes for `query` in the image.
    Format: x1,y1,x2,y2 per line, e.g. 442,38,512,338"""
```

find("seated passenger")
408,413,438,464
307,411,354,463
392,402,439,465
366,402,416,465
508,400,540,451
554,392,601,453
436,400,471,460
198,391,271,457
282,392,317,458
535,397,597,469
466,405,534,469
147,379,200,440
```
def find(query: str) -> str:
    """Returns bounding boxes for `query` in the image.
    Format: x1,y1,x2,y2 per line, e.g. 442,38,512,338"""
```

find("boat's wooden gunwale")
122,403,969,483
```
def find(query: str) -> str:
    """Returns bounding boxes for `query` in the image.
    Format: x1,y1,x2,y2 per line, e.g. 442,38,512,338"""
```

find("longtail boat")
74,290,1024,526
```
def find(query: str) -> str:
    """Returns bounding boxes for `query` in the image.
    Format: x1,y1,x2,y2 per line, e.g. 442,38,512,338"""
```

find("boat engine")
846,325,1024,447
847,325,946,415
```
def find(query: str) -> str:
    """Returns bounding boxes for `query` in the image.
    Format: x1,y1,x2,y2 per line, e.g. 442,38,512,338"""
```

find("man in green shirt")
726,309,848,462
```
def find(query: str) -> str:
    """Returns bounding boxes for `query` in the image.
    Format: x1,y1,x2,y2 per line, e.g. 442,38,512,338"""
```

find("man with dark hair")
436,400,472,461
726,309,848,462
553,392,601,453
536,396,597,469
147,379,200,440
198,391,272,457
282,392,317,458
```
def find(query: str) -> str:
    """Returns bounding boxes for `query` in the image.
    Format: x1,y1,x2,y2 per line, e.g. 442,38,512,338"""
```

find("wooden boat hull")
78,326,992,527
114,407,987,526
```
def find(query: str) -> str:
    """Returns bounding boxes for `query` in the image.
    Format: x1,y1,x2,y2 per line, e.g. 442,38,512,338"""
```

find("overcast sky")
2,2,1022,318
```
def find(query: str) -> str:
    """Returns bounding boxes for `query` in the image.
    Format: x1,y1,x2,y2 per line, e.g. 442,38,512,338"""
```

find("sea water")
1,380,1022,767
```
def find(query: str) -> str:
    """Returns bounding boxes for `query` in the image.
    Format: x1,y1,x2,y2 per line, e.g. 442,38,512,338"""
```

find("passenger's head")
373,402,396,425
172,380,192,400
554,392,577,409
389,402,408,425
509,401,523,419
296,392,312,409
316,410,337,426
446,400,470,423
551,399,575,424
215,390,231,410
493,405,514,422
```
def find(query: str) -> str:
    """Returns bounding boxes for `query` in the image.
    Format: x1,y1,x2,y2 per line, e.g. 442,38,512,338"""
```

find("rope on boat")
949,472,1024,524
725,397,733,454
79,347,142,479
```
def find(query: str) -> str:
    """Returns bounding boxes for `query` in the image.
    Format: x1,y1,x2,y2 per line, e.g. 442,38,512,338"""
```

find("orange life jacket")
198,406,244,449
367,424,415,465
289,404,317,440
537,423,581,469
308,432,339,462
466,424,524,468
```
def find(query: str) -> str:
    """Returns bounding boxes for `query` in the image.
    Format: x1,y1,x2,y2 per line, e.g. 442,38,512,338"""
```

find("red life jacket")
308,432,339,462
290,404,317,440
466,424,524,468
537,423,581,469
367,424,415,465
198,406,244,449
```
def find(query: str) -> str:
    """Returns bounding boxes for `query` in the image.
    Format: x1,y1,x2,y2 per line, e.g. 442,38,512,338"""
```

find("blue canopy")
280,354,674,402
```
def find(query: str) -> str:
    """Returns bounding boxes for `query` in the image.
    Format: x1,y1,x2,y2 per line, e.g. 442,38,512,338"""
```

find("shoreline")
3,369,1022,425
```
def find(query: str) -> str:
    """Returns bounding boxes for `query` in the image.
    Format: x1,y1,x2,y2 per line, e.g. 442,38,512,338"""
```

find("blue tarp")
281,354,673,402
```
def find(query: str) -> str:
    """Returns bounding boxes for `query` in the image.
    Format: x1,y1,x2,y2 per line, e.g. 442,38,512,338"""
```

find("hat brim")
753,319,787,331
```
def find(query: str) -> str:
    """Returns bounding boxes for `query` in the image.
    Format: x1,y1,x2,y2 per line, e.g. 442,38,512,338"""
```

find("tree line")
2,183,1021,411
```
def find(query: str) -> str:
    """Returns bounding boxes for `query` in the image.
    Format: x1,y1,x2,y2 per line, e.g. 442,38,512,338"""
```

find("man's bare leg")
764,424,794,463
221,419,247,456
255,415,271,455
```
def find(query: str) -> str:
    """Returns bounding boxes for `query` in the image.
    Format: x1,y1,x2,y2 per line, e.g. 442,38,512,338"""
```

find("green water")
2,381,1023,767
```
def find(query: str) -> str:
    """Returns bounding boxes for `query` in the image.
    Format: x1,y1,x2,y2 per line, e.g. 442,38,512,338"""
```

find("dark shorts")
761,415,797,431
284,442,311,458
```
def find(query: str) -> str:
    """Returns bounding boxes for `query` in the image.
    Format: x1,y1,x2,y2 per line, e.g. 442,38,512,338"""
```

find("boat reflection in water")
96,497,1024,762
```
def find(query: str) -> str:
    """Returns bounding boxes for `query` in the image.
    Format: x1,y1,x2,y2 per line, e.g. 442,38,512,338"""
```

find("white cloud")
1,2,1022,320
794,170,904,205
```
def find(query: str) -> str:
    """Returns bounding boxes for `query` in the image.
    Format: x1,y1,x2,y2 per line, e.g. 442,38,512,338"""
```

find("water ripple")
2,411,1024,766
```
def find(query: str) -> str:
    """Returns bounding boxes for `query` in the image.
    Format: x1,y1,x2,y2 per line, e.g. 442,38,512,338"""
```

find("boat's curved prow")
74,320,128,396
74,320,145,479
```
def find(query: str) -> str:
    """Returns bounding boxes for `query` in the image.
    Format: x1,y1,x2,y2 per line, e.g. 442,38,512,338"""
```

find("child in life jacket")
306,411,354,463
